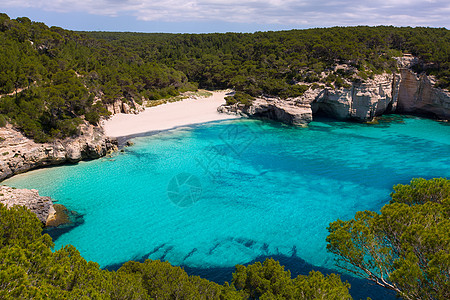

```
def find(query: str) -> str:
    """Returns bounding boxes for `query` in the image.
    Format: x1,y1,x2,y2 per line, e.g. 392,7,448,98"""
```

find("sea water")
4,116,450,298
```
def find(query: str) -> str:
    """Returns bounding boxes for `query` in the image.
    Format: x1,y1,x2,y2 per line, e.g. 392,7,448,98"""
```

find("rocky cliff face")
0,186,55,225
218,68,449,125
0,122,118,181
311,73,401,121
397,69,450,119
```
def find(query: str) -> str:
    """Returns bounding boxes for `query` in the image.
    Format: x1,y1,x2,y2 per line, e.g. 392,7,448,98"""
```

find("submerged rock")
45,204,71,227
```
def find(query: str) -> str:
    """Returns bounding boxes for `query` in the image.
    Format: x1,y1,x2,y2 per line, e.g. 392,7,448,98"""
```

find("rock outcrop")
397,69,450,119
218,98,312,126
311,73,401,121
0,186,55,225
218,64,449,125
106,99,145,115
0,122,118,181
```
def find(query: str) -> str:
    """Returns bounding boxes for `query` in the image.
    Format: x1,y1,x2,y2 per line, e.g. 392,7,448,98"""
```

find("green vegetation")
327,178,450,300
225,92,255,106
232,258,351,299
1,13,449,142
0,13,193,142
0,202,351,299
146,90,213,107
88,26,450,96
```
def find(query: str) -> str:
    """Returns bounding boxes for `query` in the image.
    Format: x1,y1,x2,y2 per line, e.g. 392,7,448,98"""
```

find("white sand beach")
102,91,240,137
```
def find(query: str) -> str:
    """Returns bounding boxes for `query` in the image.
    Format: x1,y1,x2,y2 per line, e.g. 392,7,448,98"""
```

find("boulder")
0,186,55,225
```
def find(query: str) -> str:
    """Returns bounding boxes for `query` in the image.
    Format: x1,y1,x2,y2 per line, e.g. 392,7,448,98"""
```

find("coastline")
102,90,241,138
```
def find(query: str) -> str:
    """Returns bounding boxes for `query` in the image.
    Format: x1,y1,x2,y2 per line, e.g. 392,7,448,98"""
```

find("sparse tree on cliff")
326,178,450,300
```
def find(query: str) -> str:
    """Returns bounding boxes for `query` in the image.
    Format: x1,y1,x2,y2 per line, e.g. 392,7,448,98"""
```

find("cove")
4,116,450,299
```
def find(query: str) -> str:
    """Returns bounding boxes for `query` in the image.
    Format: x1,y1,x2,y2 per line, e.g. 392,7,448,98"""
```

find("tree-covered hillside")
1,13,449,142
0,14,194,142
88,26,450,96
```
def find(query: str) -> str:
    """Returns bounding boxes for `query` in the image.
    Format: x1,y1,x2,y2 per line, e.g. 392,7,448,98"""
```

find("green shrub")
225,92,254,106
0,114,7,127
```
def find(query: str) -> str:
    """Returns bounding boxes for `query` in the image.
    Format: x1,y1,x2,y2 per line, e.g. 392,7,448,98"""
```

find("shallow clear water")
4,116,450,296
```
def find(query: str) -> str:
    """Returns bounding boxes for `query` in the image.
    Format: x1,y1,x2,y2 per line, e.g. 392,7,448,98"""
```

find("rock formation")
0,185,55,225
311,73,401,121
106,98,145,115
397,69,450,120
218,98,312,126
0,122,118,181
218,61,449,125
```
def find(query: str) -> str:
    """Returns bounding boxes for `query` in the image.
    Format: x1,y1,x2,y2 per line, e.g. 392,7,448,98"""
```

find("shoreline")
102,90,241,139
113,118,242,146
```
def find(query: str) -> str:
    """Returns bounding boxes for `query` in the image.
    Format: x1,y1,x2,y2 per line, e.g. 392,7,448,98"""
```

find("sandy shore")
102,91,240,137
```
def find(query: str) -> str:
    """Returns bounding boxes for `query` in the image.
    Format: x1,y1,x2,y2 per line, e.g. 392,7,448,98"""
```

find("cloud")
3,0,450,28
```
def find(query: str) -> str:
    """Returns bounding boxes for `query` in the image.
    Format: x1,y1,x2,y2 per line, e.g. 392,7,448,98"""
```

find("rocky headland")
0,121,116,226
0,185,56,225
0,122,118,182
218,59,450,125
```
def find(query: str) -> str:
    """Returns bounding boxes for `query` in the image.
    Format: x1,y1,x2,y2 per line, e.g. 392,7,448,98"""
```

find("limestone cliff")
105,98,145,115
0,186,55,225
218,67,449,125
397,69,450,119
311,73,400,121
0,122,118,181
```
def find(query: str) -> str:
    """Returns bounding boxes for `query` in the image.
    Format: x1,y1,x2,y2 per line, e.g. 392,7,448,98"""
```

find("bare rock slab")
0,185,55,225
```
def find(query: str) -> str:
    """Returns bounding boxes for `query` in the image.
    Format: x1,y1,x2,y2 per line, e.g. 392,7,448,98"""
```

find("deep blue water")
4,115,449,299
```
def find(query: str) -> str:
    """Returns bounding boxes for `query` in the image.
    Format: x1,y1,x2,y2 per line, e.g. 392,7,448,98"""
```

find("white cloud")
3,0,450,28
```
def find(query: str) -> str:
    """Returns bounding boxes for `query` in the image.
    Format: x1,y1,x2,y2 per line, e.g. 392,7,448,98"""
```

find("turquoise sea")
4,115,450,299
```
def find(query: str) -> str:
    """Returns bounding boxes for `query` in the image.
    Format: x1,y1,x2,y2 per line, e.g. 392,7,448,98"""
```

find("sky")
2,0,450,33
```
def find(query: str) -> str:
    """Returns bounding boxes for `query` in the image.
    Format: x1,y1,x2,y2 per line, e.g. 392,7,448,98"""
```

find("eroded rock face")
0,122,118,181
106,99,145,115
218,67,449,125
397,69,450,119
312,73,401,121
0,186,55,225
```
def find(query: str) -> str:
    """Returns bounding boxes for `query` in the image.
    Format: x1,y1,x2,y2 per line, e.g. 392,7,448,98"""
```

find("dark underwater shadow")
43,210,85,242
104,252,396,300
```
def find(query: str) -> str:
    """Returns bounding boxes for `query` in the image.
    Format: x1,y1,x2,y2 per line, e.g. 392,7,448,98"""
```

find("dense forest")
0,13,449,142
87,26,450,96
0,13,194,142
1,178,448,299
